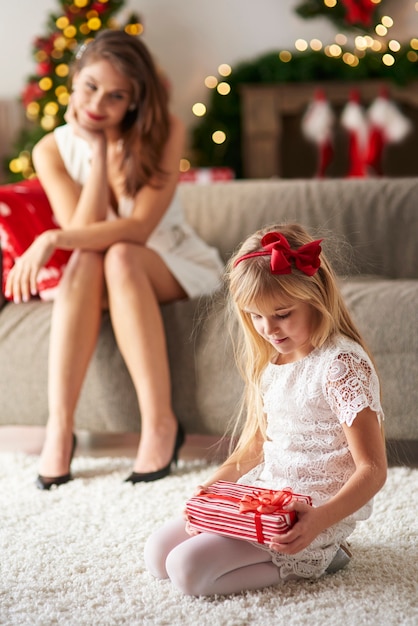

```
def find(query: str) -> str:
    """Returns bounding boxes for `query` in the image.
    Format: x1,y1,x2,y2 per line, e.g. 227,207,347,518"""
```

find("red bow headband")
234,232,323,277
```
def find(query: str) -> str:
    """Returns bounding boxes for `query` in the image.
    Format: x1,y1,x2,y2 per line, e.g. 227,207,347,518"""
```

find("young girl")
5,30,223,489
144,223,387,596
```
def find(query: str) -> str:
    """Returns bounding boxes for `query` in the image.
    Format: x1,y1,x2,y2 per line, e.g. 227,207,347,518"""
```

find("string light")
212,130,226,144
279,50,292,62
204,76,218,88
217,82,231,95
179,158,191,172
192,102,206,116
382,53,395,66
218,63,231,77
310,39,323,51
295,39,308,52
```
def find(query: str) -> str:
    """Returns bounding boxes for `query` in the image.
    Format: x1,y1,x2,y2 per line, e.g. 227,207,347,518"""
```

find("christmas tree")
6,0,142,182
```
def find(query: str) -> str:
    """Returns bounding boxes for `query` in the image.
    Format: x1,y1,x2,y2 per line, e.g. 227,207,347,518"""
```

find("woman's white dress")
54,124,224,298
238,335,384,580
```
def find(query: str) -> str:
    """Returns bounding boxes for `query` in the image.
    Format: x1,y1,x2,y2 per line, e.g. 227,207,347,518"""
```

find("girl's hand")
4,230,58,303
268,502,326,555
182,485,210,536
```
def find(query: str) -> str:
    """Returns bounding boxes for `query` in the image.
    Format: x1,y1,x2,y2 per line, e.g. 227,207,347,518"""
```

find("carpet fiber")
1,454,417,626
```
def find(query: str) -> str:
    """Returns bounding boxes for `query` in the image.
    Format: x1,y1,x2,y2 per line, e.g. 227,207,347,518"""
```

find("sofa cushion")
0,179,71,300
340,276,418,440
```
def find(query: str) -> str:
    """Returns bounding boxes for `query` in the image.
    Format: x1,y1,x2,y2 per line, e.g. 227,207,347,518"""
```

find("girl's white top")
238,335,384,579
53,124,223,298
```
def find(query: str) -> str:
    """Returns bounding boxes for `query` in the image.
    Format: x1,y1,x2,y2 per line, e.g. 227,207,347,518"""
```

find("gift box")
179,167,235,184
185,481,312,545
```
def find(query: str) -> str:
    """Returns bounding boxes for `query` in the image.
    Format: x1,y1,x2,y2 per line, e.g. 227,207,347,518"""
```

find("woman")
5,30,223,489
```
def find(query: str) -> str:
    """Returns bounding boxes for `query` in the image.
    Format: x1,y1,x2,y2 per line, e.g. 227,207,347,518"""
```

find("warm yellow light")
192,102,206,117
55,63,69,78
407,51,418,61
410,38,418,50
26,102,40,119
382,53,395,66
35,50,48,63
342,52,357,66
40,115,57,131
125,23,144,36
204,75,218,89
217,82,231,96
212,130,226,144
371,40,383,51
335,34,347,46
53,35,67,51
80,23,90,35
279,50,292,62
295,39,308,52
9,158,23,173
381,15,394,28
39,77,53,91
64,25,77,39
328,44,342,57
75,0,89,7
218,63,232,77
324,0,337,6
88,17,102,30
375,24,388,36
310,39,322,51
388,40,401,52
364,36,374,48
355,36,368,50
56,16,69,30
44,102,59,116
55,85,68,96
58,92,70,106
179,159,191,173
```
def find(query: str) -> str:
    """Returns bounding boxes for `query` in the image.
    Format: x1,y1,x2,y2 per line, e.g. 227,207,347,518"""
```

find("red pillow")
0,179,71,301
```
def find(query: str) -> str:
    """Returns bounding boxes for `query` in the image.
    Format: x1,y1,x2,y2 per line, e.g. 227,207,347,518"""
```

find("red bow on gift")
239,489,293,514
234,232,323,277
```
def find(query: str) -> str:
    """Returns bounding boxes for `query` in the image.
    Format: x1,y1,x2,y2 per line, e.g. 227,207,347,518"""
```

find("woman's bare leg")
38,250,105,477
104,243,186,473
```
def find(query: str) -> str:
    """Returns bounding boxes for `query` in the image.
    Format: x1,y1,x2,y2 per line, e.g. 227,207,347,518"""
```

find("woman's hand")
65,98,106,150
5,230,58,303
268,502,327,555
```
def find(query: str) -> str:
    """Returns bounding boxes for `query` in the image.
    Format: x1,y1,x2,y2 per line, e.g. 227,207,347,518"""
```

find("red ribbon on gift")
239,489,295,543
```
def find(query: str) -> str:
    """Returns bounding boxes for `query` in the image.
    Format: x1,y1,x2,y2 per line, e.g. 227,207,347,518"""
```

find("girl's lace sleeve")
324,349,383,427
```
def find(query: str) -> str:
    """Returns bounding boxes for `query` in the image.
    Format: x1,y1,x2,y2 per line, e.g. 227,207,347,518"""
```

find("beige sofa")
0,178,417,451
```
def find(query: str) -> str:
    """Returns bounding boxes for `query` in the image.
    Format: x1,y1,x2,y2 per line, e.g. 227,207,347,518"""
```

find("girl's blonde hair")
226,222,375,466
72,30,170,197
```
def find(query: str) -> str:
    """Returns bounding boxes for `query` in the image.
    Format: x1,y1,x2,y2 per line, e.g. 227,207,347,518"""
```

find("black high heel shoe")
36,433,77,491
124,423,185,484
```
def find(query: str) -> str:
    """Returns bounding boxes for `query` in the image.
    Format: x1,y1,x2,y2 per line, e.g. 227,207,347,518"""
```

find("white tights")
144,518,281,596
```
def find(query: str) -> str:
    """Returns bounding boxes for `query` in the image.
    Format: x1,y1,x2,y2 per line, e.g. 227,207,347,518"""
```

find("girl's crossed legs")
144,518,280,596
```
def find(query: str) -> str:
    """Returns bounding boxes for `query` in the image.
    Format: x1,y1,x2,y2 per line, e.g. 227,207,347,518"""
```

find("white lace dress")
238,335,384,580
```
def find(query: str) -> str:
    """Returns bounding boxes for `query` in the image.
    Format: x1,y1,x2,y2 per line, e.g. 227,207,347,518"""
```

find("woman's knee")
60,250,104,293
104,242,141,283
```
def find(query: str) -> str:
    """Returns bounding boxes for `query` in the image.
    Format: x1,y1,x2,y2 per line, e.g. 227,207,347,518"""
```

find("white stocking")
144,518,280,596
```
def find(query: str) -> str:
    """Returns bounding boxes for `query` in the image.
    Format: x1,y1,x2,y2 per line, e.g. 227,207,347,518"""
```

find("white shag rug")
0,454,417,626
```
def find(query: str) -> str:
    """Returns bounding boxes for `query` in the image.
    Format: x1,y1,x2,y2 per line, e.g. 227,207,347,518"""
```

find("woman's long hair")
225,222,377,467
71,30,170,196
